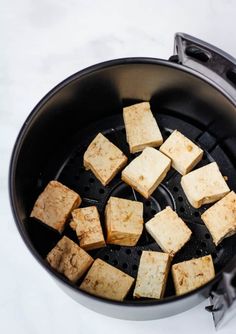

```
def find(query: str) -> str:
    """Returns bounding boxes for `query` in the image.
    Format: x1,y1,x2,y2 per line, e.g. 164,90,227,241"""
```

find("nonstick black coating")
9,59,236,315
25,110,236,301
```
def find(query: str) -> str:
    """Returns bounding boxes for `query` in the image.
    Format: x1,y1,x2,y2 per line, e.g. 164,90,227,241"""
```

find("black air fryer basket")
9,33,236,326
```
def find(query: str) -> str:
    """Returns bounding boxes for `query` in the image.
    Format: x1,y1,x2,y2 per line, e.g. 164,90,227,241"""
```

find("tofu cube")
160,130,203,175
181,162,230,208
121,147,171,198
201,191,236,245
31,180,81,233
70,206,106,250
80,258,134,301
145,206,192,256
46,236,93,283
133,251,171,299
105,197,143,246
83,133,127,186
123,102,163,153
172,255,215,295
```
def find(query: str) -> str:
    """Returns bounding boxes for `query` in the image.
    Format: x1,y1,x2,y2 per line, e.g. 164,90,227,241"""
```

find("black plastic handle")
206,256,236,329
172,33,236,104
171,33,236,328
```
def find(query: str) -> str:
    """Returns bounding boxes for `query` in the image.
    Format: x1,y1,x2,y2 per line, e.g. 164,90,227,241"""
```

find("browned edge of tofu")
201,191,236,245
46,236,94,283
130,139,164,154
30,180,82,233
79,258,135,301
105,197,143,246
121,161,171,199
133,251,172,299
160,254,172,298
171,255,215,296
70,207,106,250
84,156,128,186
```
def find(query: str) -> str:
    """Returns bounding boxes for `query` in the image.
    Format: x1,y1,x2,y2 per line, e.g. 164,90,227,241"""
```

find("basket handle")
171,33,236,328
205,255,236,329
170,32,236,104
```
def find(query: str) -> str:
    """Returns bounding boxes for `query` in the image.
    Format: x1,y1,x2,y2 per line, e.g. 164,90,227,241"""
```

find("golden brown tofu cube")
123,102,163,153
83,133,127,186
133,251,171,299
201,191,236,245
80,258,134,301
46,236,93,283
181,162,230,208
70,206,106,250
145,206,192,256
160,130,203,175
30,180,81,233
105,196,143,246
121,147,171,198
172,255,215,295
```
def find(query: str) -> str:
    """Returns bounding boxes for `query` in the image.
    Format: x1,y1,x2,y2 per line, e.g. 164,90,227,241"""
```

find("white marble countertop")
1,0,236,333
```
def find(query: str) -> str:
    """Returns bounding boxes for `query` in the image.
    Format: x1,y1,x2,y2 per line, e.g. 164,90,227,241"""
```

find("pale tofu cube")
160,130,203,175
172,255,215,295
83,133,127,186
31,180,81,233
181,162,230,208
105,197,143,246
121,147,171,198
123,102,163,153
80,258,134,301
201,191,236,245
46,236,93,283
145,206,192,256
133,251,171,299
70,206,106,250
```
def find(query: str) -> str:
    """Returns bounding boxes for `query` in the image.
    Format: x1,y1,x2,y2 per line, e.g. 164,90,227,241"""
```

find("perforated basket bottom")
26,111,236,302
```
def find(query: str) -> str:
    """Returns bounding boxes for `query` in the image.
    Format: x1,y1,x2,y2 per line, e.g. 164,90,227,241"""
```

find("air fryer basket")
9,33,236,323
